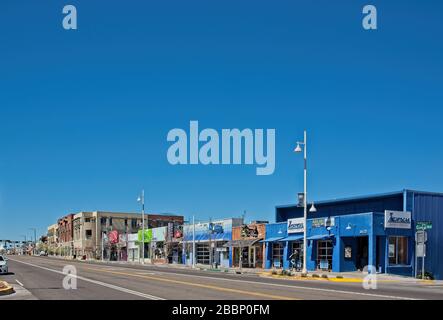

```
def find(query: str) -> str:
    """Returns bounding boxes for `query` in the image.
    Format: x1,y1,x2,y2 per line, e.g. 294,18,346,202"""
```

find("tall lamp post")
29,228,37,255
294,130,317,274
137,190,150,264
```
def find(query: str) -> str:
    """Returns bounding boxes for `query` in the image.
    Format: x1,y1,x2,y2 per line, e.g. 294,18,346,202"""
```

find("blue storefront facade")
264,190,443,279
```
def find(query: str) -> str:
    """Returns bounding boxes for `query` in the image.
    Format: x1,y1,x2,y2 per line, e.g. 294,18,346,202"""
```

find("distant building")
226,221,268,269
57,214,75,256
47,224,58,247
72,211,183,260
182,218,244,268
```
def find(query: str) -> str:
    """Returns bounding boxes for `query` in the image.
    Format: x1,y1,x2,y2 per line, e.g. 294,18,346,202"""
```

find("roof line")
276,190,405,209
277,189,443,209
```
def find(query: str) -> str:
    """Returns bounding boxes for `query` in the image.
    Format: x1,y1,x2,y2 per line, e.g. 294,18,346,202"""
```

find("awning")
278,234,304,242
182,233,229,243
307,234,335,241
260,237,284,243
223,239,262,248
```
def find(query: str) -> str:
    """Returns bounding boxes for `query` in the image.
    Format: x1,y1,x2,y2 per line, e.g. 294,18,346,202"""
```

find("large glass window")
272,243,283,268
317,240,333,270
388,236,408,265
197,243,210,265
291,241,304,260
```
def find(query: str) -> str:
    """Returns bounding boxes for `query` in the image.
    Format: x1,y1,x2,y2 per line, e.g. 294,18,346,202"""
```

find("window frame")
388,236,408,266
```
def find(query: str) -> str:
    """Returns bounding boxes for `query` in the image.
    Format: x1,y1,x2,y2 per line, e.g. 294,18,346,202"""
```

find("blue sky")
1,1,442,240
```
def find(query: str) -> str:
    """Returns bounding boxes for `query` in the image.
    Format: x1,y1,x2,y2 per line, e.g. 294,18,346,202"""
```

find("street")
1,255,442,300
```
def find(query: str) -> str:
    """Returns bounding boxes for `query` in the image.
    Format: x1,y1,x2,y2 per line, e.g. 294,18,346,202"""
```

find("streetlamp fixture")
294,130,313,274
309,202,317,213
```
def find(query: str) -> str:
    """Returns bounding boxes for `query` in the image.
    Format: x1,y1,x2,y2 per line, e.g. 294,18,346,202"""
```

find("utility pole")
29,228,37,255
192,215,196,268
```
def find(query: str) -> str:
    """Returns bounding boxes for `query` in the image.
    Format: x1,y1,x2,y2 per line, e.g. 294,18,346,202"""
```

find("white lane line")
15,279,24,287
9,258,164,300
84,264,419,300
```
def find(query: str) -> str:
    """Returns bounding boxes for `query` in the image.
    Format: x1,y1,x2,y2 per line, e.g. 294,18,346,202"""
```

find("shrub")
311,274,320,278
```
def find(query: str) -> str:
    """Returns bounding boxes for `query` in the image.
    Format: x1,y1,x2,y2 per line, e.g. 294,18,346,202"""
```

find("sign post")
415,222,431,280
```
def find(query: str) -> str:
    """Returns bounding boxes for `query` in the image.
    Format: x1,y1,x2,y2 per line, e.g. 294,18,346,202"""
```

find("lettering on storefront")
241,224,259,238
287,218,304,234
312,217,335,228
384,211,411,229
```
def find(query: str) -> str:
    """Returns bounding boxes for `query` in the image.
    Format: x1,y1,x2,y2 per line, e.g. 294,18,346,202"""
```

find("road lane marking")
28,257,420,300
15,280,24,287
8,258,164,300
84,267,298,300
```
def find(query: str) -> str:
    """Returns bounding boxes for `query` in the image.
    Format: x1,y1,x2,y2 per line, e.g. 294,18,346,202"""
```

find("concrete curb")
0,281,15,296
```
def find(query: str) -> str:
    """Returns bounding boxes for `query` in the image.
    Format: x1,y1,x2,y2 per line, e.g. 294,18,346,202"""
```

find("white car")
0,255,8,274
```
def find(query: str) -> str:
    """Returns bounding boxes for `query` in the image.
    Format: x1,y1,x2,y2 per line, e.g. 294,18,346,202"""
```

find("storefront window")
272,243,283,268
317,240,333,270
197,243,210,265
388,236,408,265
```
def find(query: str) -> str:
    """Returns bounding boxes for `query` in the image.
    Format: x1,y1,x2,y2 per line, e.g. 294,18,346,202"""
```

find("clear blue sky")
1,1,442,240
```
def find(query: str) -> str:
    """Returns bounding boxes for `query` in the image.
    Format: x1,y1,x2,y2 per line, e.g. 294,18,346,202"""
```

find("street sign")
416,243,426,258
415,230,427,244
416,221,432,231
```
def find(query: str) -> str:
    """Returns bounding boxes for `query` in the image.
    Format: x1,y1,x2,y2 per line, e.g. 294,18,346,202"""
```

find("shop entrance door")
248,246,255,267
356,236,369,271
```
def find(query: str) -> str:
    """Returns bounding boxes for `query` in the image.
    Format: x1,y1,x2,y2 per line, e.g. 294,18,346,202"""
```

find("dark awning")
307,234,335,241
260,237,284,243
223,239,262,248
278,234,304,242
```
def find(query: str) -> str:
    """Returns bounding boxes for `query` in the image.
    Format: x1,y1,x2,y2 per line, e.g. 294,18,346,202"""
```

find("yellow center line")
82,266,299,300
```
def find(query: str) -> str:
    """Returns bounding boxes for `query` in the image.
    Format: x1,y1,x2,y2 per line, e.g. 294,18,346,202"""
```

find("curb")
0,281,15,296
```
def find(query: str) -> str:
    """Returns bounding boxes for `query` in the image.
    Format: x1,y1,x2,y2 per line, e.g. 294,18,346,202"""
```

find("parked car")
0,255,8,274
38,251,48,256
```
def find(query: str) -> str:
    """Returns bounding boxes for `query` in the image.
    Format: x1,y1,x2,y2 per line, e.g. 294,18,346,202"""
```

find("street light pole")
295,130,309,274
192,215,196,268
303,130,307,275
140,190,145,264
29,228,37,255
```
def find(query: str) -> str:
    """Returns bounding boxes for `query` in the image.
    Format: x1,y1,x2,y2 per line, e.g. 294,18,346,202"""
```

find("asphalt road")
1,255,442,300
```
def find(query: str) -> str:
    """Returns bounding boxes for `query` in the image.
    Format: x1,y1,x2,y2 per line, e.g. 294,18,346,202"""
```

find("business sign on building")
384,210,411,229
312,217,335,228
287,218,304,234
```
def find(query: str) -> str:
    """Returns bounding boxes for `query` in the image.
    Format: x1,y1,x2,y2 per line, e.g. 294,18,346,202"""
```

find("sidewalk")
259,269,443,284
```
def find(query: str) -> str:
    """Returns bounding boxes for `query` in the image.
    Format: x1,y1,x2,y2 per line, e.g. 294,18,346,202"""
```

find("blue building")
264,190,443,279
182,218,243,268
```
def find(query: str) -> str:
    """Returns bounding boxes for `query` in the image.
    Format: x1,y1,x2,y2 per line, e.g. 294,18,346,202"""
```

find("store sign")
312,217,335,228
287,218,304,234
152,227,167,242
137,229,153,243
384,211,411,229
